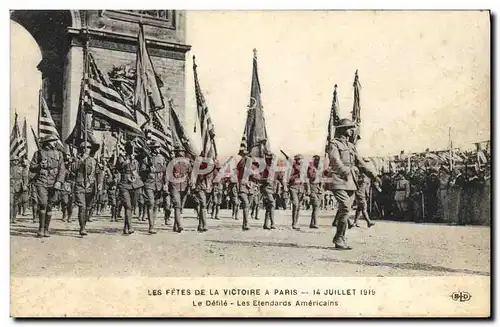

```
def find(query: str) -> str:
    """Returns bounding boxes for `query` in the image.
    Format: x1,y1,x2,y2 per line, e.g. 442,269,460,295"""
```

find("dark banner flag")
351,69,361,143
325,84,340,153
239,49,271,157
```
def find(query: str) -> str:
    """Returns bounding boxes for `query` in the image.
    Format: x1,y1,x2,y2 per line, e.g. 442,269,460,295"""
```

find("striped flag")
10,113,27,160
325,84,340,153
239,49,270,157
38,90,65,151
145,110,173,159
134,24,164,129
193,56,217,159
351,70,361,143
22,117,28,158
86,52,143,135
168,99,197,159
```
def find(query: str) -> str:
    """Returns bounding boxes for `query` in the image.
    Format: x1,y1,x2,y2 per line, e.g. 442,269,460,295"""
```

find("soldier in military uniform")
326,119,380,250
60,151,75,223
93,159,106,217
116,141,144,234
106,164,119,222
18,159,30,216
139,140,168,234
191,159,214,232
307,155,323,228
10,156,28,223
236,153,256,231
250,181,261,220
29,135,65,237
229,178,240,220
353,170,375,227
258,152,280,229
210,160,223,220
169,145,192,233
289,154,307,230
71,142,99,236
393,170,411,220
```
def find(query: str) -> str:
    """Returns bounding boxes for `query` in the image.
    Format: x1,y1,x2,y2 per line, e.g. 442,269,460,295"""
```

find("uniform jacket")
11,163,28,193
394,176,410,201
29,149,65,188
116,154,144,190
140,153,167,191
71,155,98,193
307,164,322,194
168,158,191,192
289,162,308,191
326,136,375,191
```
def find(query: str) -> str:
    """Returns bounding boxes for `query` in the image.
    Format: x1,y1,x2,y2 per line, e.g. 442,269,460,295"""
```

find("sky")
10,11,490,158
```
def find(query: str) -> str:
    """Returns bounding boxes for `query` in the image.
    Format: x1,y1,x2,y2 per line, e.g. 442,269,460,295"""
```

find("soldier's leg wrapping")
61,193,68,221
119,188,133,234
197,190,208,231
290,188,299,227
332,190,355,246
164,193,172,224
240,193,250,230
144,188,156,233
171,188,183,232
232,196,239,220
10,190,17,222
310,192,319,227
35,185,49,236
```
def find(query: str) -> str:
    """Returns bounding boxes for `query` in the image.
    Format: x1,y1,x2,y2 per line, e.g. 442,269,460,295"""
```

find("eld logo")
451,291,471,302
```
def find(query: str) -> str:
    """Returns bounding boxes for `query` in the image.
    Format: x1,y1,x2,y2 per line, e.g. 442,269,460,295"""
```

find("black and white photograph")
8,9,491,317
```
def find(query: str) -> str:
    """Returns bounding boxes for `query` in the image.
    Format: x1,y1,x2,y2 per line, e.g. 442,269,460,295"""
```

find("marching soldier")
353,170,375,227
139,140,168,234
393,169,411,220
137,187,146,221
326,119,380,250
237,152,255,231
229,178,240,220
71,142,98,236
93,159,106,217
10,155,28,223
29,135,65,237
307,155,323,229
190,159,214,232
169,145,192,233
259,152,280,230
116,141,144,235
289,154,307,230
210,160,223,220
106,165,119,222
19,159,30,216
250,181,261,220
60,151,75,223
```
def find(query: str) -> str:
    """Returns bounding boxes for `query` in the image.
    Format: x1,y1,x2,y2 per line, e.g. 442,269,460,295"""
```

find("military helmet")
335,118,356,129
78,141,94,149
294,154,303,161
40,134,59,143
313,154,321,160
10,155,19,162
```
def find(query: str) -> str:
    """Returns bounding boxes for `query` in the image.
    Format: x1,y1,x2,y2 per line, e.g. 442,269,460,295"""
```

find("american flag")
326,84,340,151
168,99,197,159
145,110,173,159
351,70,361,142
193,56,217,159
86,52,142,135
134,24,164,129
239,49,270,157
38,90,65,151
10,113,27,160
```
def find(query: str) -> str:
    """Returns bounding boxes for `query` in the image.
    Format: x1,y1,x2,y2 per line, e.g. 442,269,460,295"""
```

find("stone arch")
10,10,80,134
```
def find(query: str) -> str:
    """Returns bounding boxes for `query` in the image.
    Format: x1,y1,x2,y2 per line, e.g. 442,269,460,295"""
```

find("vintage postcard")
9,10,490,317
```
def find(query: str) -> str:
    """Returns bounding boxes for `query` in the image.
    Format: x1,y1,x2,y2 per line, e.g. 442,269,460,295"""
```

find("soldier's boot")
42,212,52,237
291,205,299,229
61,204,67,222
147,207,156,234
22,203,27,216
254,206,260,220
164,208,171,225
173,208,183,233
198,209,208,232
124,209,134,234
263,209,271,229
10,202,16,224
364,210,375,227
32,206,38,223
353,211,361,228
310,207,319,228
67,205,73,223
78,208,87,236
269,207,276,229
110,206,116,222
333,211,351,250
242,208,250,231
37,210,45,237
214,205,220,220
